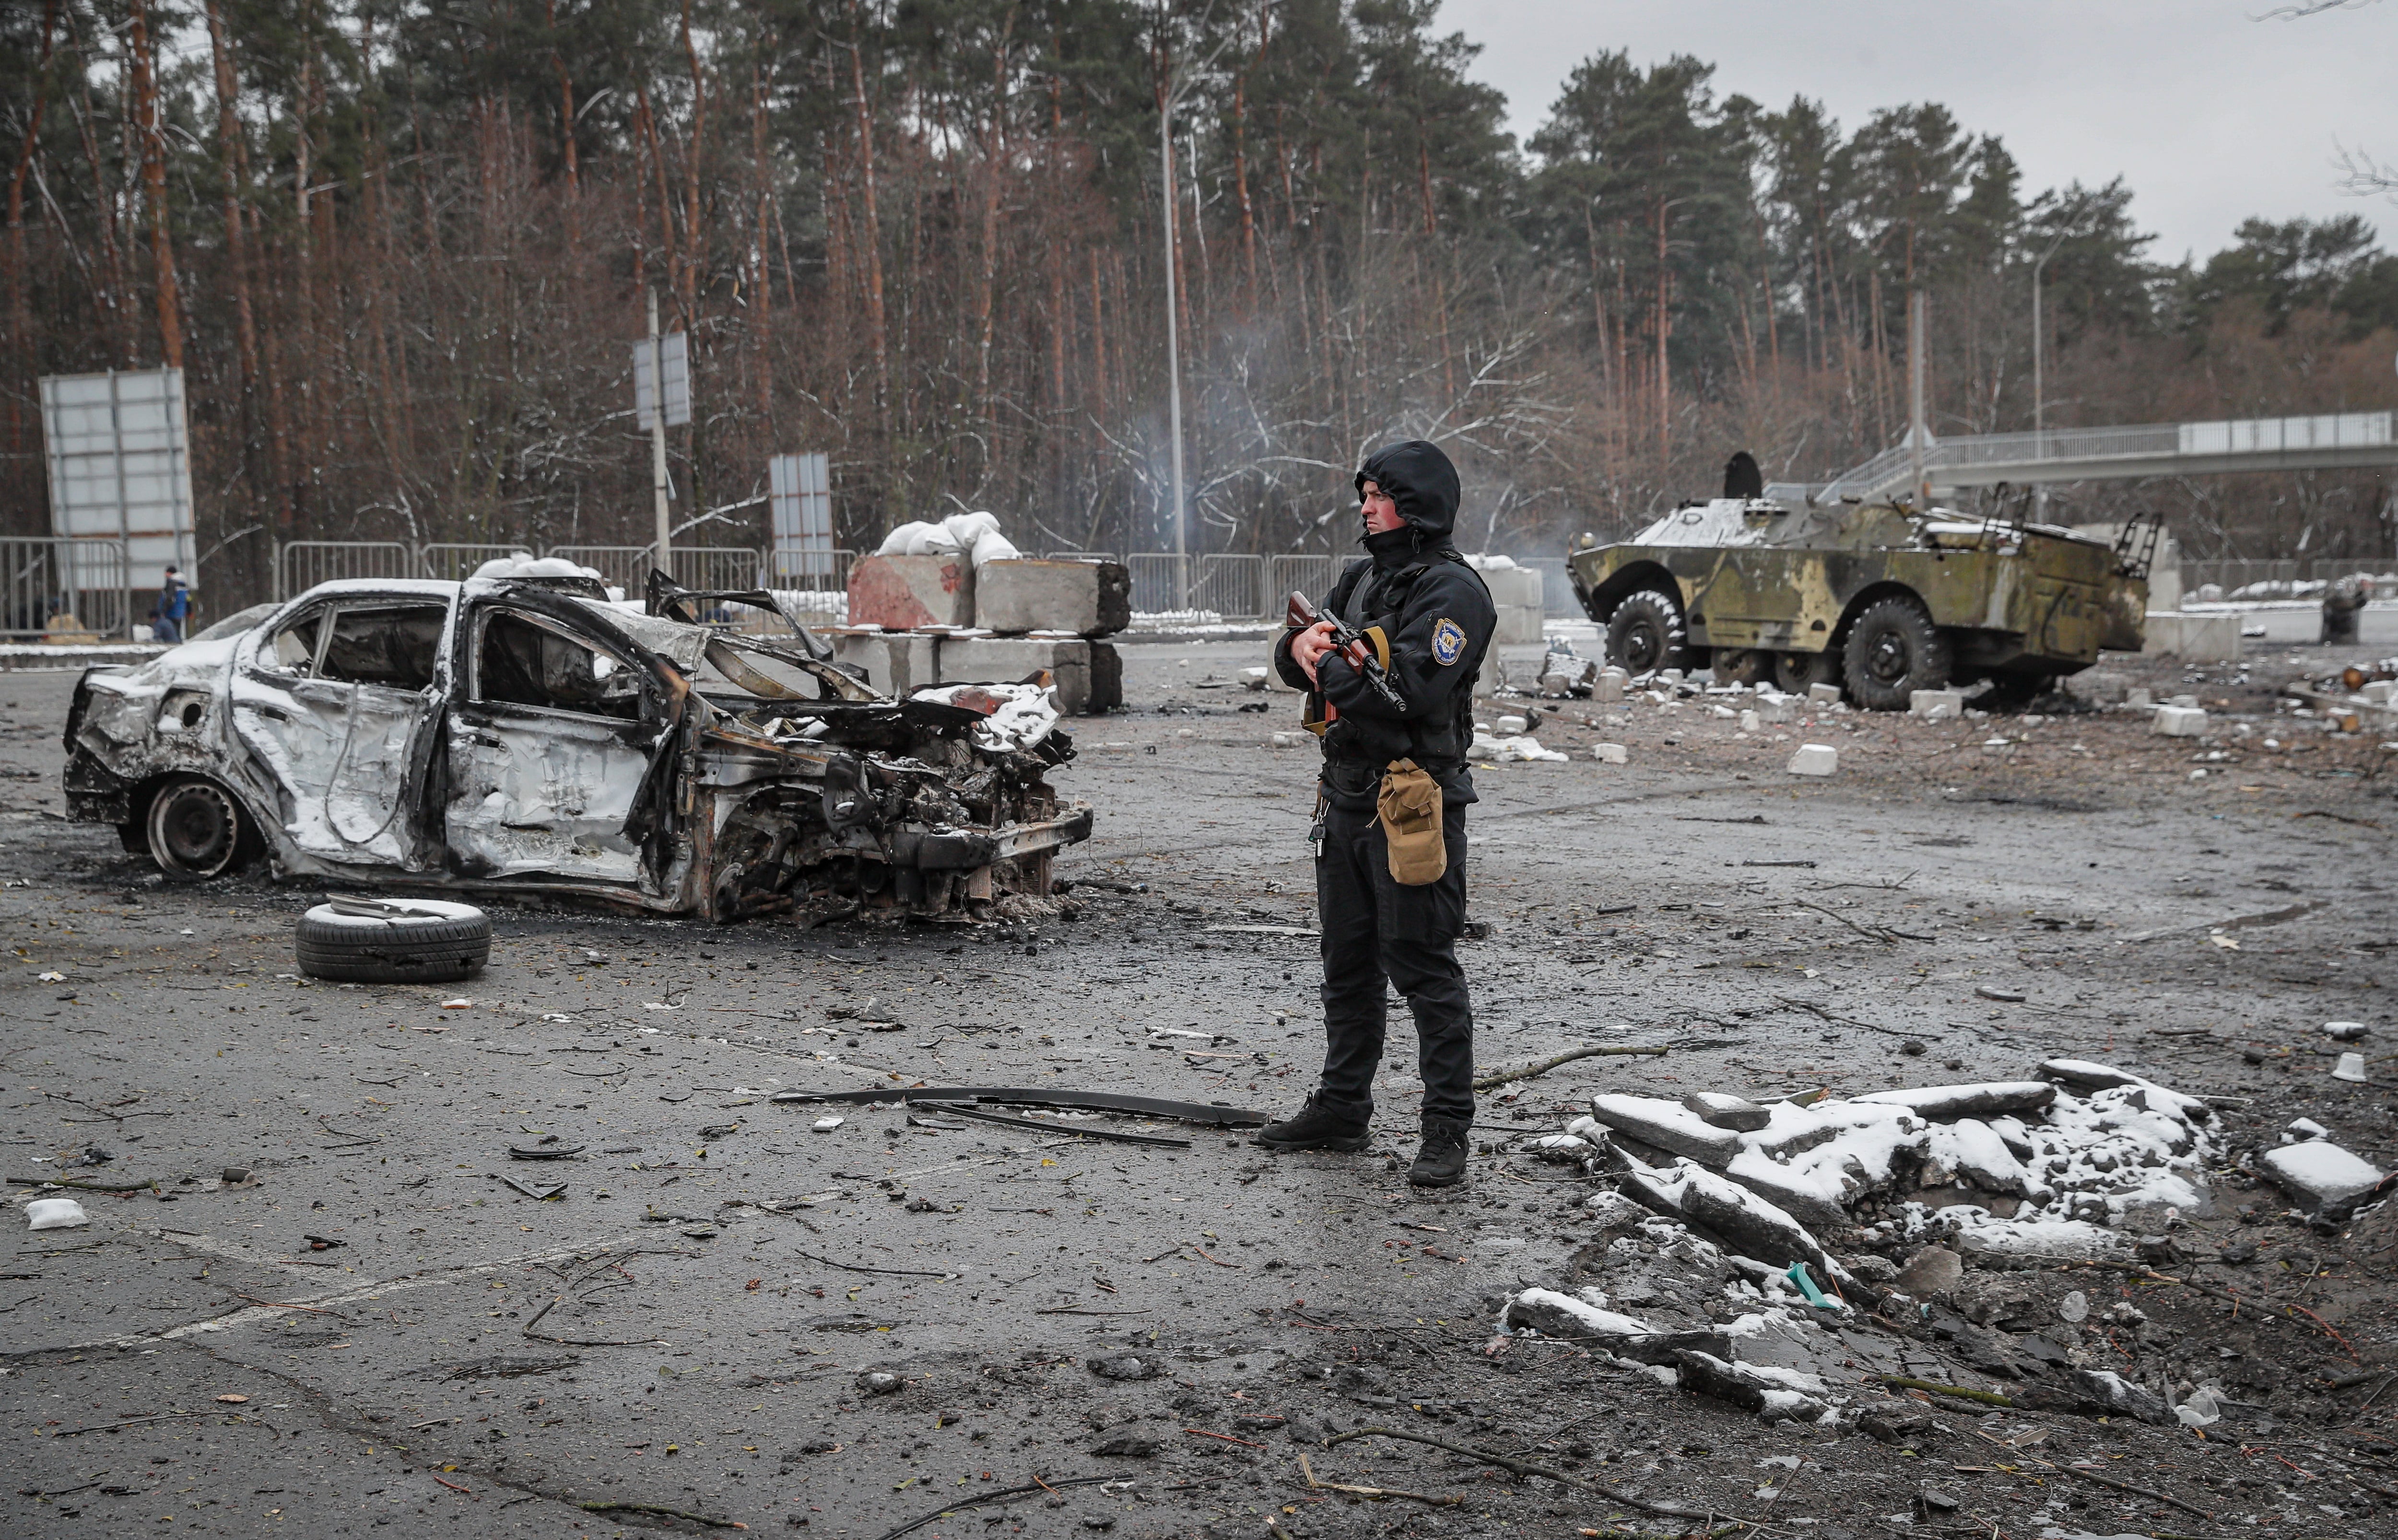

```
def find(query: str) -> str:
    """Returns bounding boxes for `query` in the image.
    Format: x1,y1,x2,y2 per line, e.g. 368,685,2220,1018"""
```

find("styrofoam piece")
1592,742,1627,764
2152,705,2208,737
1908,688,1964,721
1807,683,1842,704
1786,743,1837,776
27,1198,89,1230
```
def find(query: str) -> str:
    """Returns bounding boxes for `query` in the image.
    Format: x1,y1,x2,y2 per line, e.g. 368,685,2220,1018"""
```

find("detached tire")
295,898,490,984
1843,595,1951,710
1605,589,1689,676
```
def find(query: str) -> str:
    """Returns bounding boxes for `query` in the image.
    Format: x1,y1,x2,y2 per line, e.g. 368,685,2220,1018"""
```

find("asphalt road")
3,640,2393,1539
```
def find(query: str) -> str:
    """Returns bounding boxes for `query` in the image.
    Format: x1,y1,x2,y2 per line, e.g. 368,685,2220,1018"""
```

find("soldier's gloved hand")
1291,621,1338,684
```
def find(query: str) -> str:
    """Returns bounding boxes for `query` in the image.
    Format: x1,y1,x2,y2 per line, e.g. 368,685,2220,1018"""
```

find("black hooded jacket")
1271,439,1495,806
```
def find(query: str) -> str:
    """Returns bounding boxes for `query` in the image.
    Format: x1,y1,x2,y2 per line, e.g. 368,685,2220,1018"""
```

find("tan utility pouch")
1377,758,1446,885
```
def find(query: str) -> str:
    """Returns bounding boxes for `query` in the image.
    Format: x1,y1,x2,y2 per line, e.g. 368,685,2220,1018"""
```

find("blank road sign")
633,331,691,430
39,367,196,588
769,452,833,579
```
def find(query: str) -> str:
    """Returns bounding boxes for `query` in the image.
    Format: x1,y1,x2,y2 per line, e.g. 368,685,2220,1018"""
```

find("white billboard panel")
769,451,834,579
39,367,196,594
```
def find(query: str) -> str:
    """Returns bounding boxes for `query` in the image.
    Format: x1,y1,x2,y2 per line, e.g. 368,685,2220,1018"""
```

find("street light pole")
2031,232,2066,523
1159,88,1187,579
1908,289,1928,510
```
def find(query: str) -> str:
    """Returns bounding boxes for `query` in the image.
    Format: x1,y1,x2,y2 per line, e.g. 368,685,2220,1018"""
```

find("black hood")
1355,440,1460,545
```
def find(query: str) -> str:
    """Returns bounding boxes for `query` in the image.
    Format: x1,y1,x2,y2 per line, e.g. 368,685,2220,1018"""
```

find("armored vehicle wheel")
1605,589,1689,676
145,777,260,882
1772,649,1838,694
1843,595,1951,710
1714,649,1769,686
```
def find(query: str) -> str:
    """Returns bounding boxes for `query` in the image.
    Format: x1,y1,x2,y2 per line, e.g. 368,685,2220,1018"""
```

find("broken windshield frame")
470,607,649,723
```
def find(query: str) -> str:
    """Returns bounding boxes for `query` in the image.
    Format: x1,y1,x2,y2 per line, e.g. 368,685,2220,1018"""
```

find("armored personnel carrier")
1565,452,2154,707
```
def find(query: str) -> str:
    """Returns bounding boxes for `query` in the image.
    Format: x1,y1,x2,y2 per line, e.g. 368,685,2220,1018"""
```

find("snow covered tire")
294,898,491,984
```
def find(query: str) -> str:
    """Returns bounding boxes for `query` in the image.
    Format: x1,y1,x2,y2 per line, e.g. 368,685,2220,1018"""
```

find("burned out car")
62,569,1090,922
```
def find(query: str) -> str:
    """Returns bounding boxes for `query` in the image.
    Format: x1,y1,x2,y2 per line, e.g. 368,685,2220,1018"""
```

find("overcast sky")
1434,0,2398,266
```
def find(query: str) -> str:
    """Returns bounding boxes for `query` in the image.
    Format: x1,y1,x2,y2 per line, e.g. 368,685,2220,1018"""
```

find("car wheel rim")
154,785,235,875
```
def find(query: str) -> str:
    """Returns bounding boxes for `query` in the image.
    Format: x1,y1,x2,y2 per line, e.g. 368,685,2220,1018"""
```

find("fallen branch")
1185,1427,1265,1449
2066,1260,2356,1350
521,1296,665,1348
1326,1427,1743,1521
2059,1463,2212,1519
1297,1450,1462,1506
790,1249,957,1281
1775,996,1933,1040
1969,1427,2213,1519
1880,1375,2014,1408
576,1499,747,1529
48,1410,222,1436
7,1175,161,1193
869,1474,1117,1540
1471,1044,1668,1091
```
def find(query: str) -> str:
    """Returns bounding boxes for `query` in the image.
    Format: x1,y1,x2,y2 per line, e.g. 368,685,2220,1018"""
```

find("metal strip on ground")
769,1085,1267,1127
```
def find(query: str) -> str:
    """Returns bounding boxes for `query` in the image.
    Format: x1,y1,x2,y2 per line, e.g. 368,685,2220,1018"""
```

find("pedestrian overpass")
1763,409,2397,505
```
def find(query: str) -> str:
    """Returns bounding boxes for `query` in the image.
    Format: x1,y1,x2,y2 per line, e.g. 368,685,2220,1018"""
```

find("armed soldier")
1255,440,1495,1187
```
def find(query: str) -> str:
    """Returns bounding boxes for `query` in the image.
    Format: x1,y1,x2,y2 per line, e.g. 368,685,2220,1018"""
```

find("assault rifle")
1284,590,1408,717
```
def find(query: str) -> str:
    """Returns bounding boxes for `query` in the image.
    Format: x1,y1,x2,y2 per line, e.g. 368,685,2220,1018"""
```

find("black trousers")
1314,796,1475,1124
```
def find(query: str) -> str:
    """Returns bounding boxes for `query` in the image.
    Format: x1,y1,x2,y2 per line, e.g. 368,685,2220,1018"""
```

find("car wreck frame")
61,570,1091,923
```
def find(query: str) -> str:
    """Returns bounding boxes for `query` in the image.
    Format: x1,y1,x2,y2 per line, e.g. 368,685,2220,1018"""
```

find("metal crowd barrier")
0,536,133,640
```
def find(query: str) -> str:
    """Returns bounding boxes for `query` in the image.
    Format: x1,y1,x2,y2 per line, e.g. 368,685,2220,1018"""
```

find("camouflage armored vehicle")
1565,453,2153,707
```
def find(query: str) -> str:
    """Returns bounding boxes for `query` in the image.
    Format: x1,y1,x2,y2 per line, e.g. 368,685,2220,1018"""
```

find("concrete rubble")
1495,1058,2323,1432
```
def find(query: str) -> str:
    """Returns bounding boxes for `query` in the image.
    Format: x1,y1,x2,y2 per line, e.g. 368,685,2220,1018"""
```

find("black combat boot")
1254,1091,1373,1152
1408,1116,1471,1187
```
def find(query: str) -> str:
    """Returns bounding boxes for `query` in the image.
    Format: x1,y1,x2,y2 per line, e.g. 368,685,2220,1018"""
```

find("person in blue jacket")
1256,440,1495,1187
153,565,189,643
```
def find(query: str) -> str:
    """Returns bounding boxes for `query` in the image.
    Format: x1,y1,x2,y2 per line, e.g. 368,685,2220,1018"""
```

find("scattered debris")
1085,1352,1162,1380
770,1086,1265,1128
1471,1043,1669,1092
508,1142,585,1161
25,1198,89,1231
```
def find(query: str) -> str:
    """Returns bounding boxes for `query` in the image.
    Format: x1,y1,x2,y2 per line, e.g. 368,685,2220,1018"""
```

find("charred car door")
444,602,665,886
229,597,449,867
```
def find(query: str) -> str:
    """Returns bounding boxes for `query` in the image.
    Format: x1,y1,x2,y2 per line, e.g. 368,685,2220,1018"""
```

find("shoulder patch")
1430,617,1467,667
